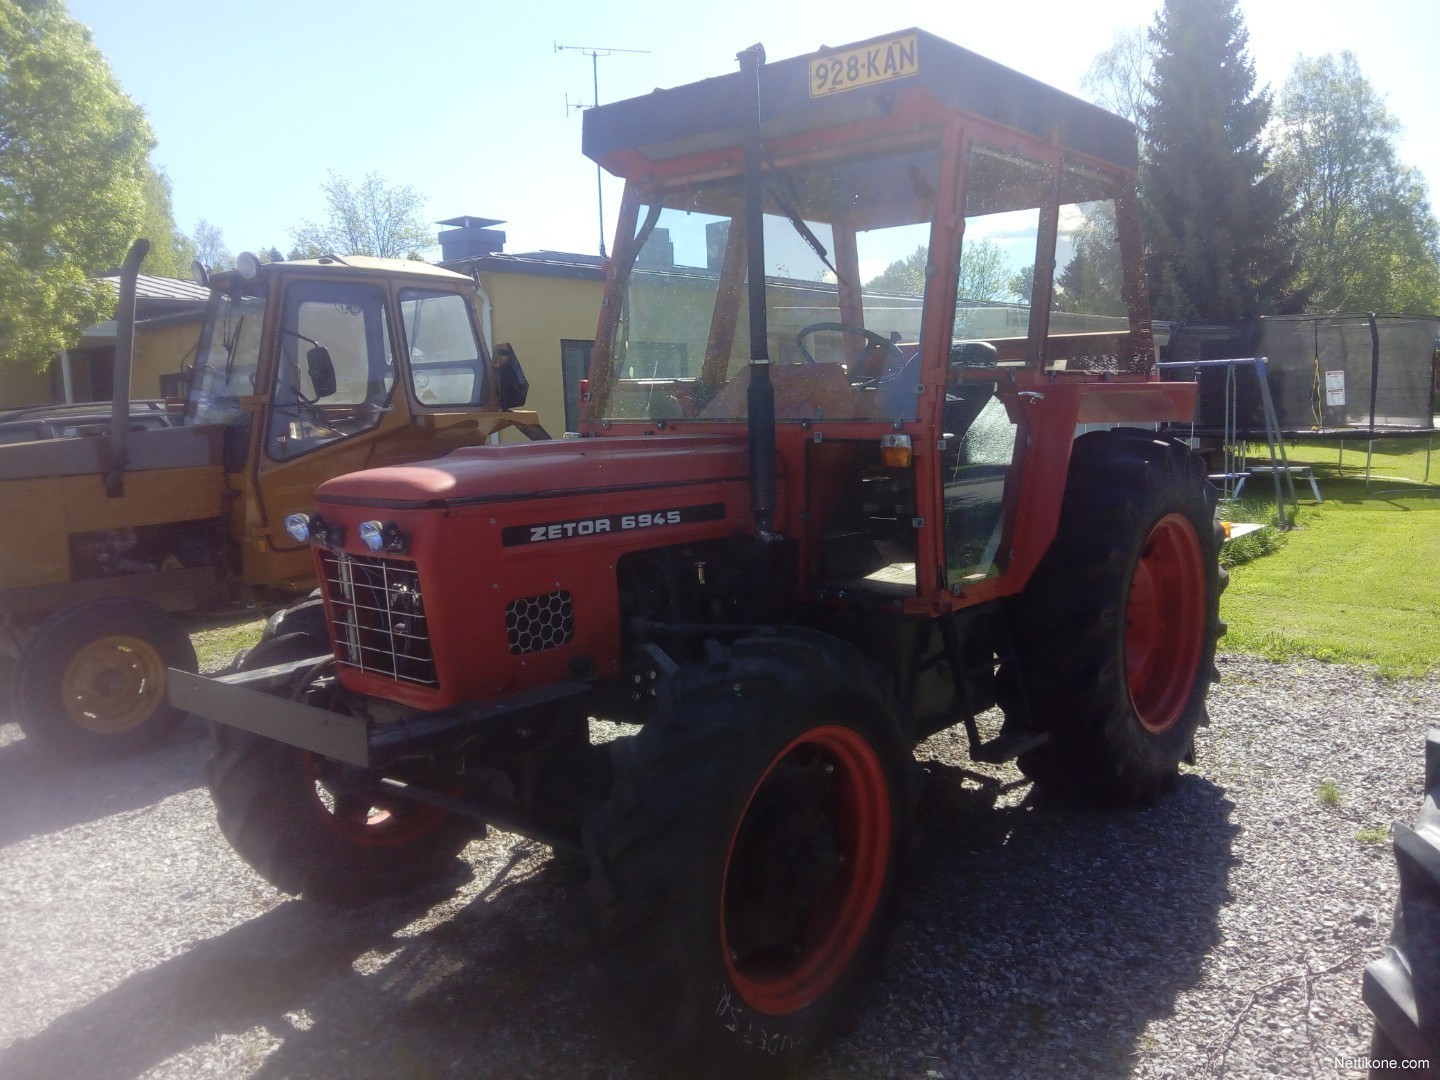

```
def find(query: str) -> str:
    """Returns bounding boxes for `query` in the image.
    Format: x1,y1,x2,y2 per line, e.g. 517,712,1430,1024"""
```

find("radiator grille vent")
505,591,574,655
321,551,437,687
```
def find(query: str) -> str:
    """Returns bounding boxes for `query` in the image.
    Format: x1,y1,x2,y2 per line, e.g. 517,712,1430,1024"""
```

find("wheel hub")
727,761,843,954
721,724,892,1016
304,754,448,846
62,634,166,734
1124,513,1206,734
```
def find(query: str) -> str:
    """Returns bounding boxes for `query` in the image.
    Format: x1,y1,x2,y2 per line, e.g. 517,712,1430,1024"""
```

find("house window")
561,339,592,432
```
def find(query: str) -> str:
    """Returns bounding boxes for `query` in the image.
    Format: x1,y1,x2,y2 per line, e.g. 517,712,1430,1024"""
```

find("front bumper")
168,660,591,769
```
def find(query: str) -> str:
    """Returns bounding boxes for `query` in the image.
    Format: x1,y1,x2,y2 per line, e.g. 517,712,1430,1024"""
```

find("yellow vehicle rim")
61,635,167,735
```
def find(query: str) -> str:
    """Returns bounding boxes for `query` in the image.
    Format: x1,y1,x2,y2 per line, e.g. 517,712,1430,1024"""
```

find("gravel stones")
1,653,1436,1079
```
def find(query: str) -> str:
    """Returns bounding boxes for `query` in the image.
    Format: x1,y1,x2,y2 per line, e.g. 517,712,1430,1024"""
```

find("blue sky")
65,0,1440,263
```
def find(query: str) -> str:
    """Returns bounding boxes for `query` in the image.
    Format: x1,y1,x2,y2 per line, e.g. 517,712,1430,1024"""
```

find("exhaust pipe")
737,44,778,541
106,238,149,497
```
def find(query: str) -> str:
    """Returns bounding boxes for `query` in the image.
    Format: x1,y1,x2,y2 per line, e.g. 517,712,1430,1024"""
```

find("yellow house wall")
0,363,52,410
130,318,203,398
0,316,202,410
476,270,601,437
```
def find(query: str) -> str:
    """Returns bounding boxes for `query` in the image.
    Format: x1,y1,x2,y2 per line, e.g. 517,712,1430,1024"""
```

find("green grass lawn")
1218,438,1440,677
189,612,265,674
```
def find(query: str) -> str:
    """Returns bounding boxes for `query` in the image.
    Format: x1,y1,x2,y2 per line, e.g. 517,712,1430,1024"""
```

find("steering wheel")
795,322,906,370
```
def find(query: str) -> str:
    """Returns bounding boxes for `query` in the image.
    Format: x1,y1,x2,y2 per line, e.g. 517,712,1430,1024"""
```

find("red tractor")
174,29,1222,1071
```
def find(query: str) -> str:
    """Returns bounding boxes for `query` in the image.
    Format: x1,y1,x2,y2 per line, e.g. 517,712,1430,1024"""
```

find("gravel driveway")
1,654,1435,1079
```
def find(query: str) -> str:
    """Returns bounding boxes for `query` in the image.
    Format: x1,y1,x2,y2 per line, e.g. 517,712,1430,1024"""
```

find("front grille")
321,551,437,687
505,590,574,654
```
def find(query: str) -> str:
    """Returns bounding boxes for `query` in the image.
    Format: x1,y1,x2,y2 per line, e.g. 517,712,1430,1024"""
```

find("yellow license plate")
808,34,919,98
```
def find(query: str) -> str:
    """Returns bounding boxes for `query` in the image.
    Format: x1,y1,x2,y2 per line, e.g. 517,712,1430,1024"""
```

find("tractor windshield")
592,142,942,424
187,284,269,426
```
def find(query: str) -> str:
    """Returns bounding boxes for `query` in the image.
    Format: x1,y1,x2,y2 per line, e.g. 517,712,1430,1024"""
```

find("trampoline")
1160,312,1438,499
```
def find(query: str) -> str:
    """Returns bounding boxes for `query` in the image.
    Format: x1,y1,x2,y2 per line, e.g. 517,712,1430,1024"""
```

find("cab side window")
268,281,394,460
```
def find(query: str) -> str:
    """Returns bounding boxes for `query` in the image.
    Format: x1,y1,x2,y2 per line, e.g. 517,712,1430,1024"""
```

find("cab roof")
208,255,470,293
268,255,468,279
584,28,1137,177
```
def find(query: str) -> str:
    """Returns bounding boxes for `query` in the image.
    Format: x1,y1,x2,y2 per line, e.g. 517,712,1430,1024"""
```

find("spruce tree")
1141,0,1302,323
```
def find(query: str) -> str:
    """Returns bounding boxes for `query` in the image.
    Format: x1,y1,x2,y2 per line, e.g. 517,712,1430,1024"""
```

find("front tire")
1007,428,1222,805
12,598,197,762
206,641,474,907
584,665,913,1071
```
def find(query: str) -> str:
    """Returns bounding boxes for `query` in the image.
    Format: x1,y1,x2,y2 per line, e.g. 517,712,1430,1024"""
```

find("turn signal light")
880,433,913,468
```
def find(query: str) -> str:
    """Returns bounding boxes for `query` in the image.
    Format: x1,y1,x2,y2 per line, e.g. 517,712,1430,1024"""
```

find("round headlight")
236,250,262,280
358,520,385,552
284,513,312,543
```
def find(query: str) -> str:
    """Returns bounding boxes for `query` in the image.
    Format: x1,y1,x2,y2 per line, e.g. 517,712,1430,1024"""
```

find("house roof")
96,274,210,302
75,273,210,344
440,250,605,282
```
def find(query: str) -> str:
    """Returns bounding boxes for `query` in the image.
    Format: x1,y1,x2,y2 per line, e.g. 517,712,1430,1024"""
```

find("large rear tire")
1006,428,1222,806
206,638,474,907
12,598,197,762
584,654,913,1072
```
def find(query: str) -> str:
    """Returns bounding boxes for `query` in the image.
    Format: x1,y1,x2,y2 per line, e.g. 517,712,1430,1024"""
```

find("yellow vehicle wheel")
13,598,197,763
60,633,168,734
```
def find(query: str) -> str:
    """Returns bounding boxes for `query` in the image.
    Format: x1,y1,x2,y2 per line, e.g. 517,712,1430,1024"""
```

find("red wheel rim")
720,724,892,1016
1125,513,1206,734
303,754,450,848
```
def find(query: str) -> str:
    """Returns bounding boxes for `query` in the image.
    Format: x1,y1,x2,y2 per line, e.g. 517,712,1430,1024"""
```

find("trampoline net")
1165,314,1438,434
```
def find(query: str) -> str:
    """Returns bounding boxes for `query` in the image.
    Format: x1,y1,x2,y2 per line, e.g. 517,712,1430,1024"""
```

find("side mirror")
306,346,337,398
492,342,530,410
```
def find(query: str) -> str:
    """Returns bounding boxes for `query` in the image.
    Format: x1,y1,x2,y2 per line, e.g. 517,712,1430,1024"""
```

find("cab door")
247,277,399,587
938,144,1052,590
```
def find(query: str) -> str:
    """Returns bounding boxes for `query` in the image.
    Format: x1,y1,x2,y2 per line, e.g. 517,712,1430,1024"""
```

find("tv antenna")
555,42,650,258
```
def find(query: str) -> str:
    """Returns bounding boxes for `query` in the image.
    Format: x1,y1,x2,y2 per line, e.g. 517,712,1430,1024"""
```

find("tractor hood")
313,435,752,510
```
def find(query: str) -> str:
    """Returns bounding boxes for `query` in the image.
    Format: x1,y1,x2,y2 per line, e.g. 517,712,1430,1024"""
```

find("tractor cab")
182,254,539,594
583,30,1191,611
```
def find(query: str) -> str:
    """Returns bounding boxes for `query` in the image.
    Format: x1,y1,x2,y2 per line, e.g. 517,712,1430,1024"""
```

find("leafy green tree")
0,0,154,371
1008,265,1036,305
1081,26,1151,125
866,239,1015,303
1275,52,1440,313
136,165,195,278
192,219,233,271
865,245,927,295
1140,0,1302,322
290,171,434,260
1055,203,1127,316
958,239,1013,302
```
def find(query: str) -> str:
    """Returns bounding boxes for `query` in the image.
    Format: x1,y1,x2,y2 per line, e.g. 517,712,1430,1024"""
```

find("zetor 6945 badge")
510,505,722,546
174,28,1223,1074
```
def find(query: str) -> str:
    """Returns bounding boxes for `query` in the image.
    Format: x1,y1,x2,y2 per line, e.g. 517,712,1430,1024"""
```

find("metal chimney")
437,216,507,261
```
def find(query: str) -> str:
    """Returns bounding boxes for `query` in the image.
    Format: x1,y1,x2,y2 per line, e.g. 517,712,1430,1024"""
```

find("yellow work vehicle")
1,241,543,761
